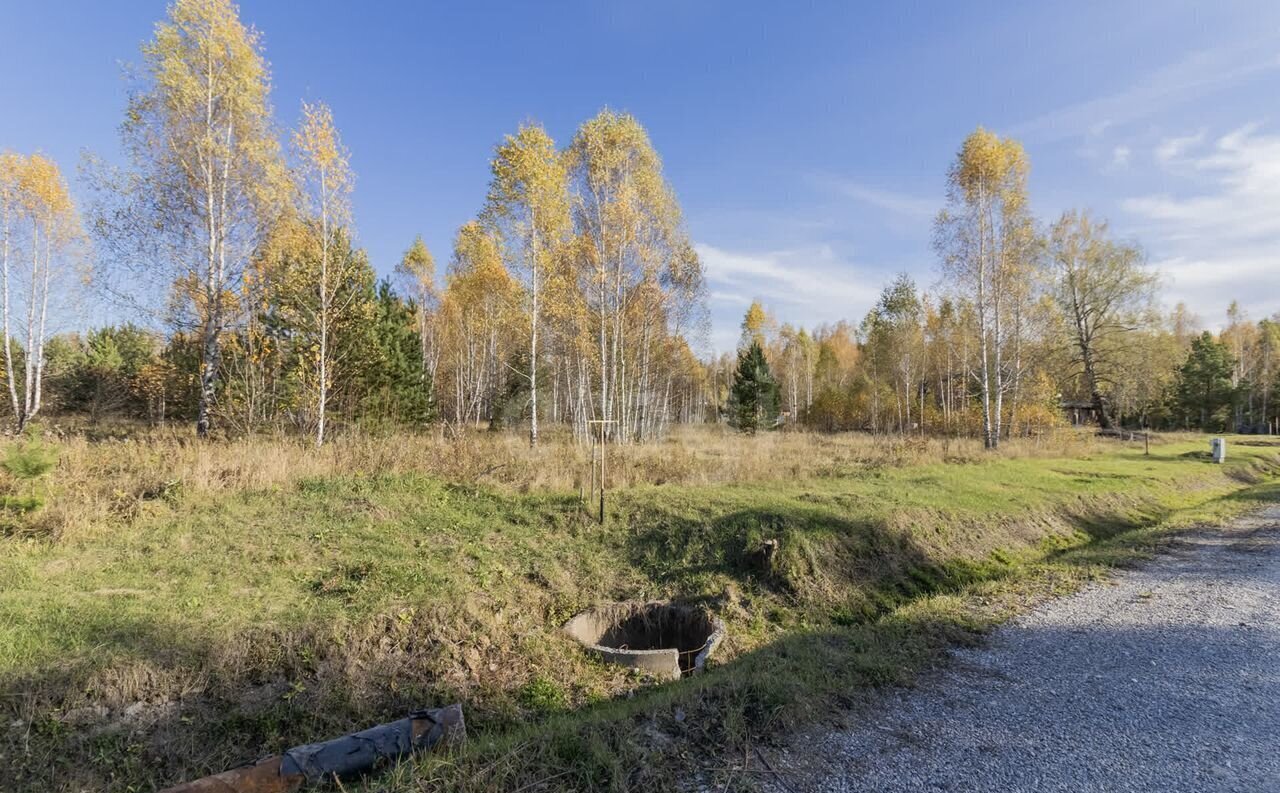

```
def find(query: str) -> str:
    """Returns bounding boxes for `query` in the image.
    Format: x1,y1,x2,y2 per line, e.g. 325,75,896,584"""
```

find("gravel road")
760,504,1280,793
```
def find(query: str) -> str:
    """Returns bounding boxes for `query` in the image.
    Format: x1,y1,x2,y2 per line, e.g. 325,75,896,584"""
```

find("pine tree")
726,340,780,433
360,280,434,428
1173,332,1235,431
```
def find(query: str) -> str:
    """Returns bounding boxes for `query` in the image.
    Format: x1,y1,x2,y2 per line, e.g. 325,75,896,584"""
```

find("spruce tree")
726,340,780,433
360,280,435,428
1173,332,1235,431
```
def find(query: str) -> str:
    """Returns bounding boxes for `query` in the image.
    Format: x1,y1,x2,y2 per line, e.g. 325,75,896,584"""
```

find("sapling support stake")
587,419,614,524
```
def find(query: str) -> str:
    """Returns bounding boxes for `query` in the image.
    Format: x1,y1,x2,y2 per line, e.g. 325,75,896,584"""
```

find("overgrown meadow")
2,426,1278,791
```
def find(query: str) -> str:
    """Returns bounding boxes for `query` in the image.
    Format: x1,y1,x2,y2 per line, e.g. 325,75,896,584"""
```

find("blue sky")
3,0,1278,351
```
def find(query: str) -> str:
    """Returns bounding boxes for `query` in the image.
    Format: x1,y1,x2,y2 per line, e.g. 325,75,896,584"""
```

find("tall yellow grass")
18,423,1124,540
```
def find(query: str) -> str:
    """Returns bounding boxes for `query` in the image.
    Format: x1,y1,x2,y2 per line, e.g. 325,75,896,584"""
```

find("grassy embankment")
0,428,1277,792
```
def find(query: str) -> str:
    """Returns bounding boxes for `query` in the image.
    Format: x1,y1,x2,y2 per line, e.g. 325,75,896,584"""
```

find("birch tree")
862,275,925,433
292,100,354,446
935,128,1032,449
1256,319,1280,433
252,212,374,434
5,155,83,430
437,221,520,427
566,109,703,443
0,152,21,427
1047,210,1155,429
740,300,776,349
483,123,570,446
396,236,439,383
92,0,286,437
778,324,816,421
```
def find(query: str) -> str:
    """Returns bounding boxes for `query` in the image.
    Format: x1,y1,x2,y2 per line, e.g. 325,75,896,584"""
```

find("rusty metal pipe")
160,704,464,793
157,756,302,793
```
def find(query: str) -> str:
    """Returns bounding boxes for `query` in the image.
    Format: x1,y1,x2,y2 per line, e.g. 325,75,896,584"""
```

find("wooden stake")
587,420,614,525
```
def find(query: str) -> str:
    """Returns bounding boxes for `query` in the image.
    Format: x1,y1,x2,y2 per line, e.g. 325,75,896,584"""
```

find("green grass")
0,433,1277,792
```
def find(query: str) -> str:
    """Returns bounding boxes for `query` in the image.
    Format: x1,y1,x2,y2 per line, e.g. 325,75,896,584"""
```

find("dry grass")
35,423,1123,542
1,423,1264,792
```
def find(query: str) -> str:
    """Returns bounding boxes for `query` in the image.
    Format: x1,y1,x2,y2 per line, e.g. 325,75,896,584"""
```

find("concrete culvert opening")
563,601,725,680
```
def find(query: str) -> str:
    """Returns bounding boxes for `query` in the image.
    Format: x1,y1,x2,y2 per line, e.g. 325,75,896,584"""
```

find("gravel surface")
760,504,1280,793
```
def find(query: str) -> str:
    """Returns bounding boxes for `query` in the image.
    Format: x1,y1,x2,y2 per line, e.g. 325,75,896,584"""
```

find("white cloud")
708,289,754,305
695,242,885,352
1011,43,1280,142
1111,145,1131,168
1122,124,1280,322
816,177,937,220
1154,131,1205,163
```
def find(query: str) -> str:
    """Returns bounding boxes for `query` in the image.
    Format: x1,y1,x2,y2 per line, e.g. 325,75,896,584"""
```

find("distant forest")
1,0,1275,446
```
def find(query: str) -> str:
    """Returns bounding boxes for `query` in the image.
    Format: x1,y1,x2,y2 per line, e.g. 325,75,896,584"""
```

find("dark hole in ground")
563,601,725,678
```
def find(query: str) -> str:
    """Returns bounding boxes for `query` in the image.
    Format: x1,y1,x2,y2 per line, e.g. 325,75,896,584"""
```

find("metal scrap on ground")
158,703,464,793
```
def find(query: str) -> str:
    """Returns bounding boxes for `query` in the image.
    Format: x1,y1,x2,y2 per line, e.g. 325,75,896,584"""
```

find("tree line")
4,0,1275,445
718,130,1279,443
68,0,704,445
0,153,83,431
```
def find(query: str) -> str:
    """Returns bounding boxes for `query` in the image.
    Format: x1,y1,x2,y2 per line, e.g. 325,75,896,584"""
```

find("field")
2,427,1279,792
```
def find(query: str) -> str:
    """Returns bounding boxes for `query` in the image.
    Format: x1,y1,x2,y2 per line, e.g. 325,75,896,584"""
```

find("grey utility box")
1211,437,1226,464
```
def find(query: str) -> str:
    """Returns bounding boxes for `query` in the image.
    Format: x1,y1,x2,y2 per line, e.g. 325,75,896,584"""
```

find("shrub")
518,674,569,714
3,434,58,480
0,430,58,534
